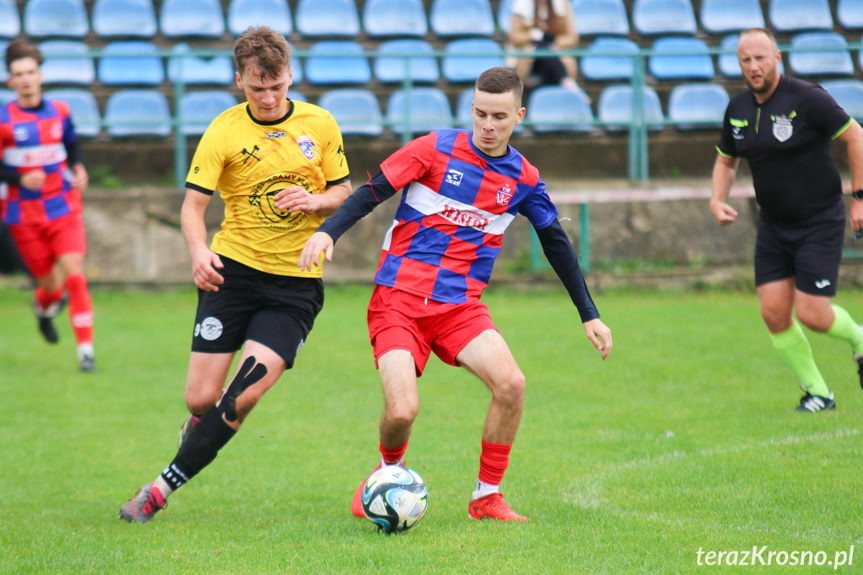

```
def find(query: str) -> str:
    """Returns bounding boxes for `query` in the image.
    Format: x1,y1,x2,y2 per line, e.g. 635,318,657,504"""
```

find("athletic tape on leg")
218,355,268,422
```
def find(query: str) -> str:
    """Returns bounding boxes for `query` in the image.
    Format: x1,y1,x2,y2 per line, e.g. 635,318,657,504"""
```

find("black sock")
160,406,237,491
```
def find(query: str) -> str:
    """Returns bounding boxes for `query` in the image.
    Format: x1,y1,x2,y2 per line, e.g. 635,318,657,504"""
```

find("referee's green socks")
769,321,830,397
826,304,863,355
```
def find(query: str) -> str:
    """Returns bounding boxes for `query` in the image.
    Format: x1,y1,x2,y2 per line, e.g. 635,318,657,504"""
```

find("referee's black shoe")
34,295,67,344
795,391,835,413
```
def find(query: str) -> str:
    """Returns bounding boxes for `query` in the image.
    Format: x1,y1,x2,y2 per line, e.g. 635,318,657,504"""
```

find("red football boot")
468,492,528,522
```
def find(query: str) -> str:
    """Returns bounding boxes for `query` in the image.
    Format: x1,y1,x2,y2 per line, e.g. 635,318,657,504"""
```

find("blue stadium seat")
289,92,307,103
648,36,715,81
0,89,15,105
581,37,640,81
526,86,595,133
0,0,21,38
44,89,101,137
632,0,697,36
228,0,292,36
497,0,515,34
430,0,495,37
820,79,863,120
178,90,238,135
295,0,361,37
289,43,303,85
571,0,631,37
39,41,95,86
838,0,863,30
305,41,371,85
160,0,225,38
92,0,157,38
168,43,234,86
768,0,833,33
104,89,172,137
363,0,427,38
699,0,764,34
98,41,165,86
718,34,785,77
788,32,854,76
24,0,89,38
667,82,729,130
318,89,383,136
387,88,453,136
597,84,664,132
0,41,7,83
456,87,474,128
442,38,505,83
374,39,439,84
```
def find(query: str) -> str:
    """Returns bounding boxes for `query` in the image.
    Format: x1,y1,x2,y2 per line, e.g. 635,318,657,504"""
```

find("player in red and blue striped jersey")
296,67,612,522
0,40,94,371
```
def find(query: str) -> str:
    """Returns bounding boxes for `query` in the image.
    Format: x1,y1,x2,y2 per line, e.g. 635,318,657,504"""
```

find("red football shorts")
9,212,87,278
367,284,499,376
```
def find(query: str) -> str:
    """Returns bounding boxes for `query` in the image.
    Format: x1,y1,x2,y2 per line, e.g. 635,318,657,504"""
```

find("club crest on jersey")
445,169,463,186
496,183,513,207
772,114,793,142
297,135,317,160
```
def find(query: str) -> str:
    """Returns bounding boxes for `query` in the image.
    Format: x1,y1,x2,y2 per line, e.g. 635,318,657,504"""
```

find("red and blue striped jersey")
0,99,82,225
376,129,558,303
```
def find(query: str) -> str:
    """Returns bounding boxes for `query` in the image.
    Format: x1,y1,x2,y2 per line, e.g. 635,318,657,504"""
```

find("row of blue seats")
2,0,863,41
3,80,862,139
2,32,861,88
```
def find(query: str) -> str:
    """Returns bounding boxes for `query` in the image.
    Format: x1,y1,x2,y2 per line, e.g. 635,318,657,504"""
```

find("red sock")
379,441,408,465
35,286,64,314
65,273,93,346
478,439,512,486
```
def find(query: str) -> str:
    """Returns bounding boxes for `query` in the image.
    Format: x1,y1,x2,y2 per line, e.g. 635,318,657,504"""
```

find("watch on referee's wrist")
852,190,863,201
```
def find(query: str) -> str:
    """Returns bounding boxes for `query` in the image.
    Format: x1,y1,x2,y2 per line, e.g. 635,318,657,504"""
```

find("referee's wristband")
852,189,863,200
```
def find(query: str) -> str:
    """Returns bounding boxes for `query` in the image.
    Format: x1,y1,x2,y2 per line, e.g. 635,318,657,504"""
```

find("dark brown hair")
475,67,524,107
234,26,291,81
5,39,43,72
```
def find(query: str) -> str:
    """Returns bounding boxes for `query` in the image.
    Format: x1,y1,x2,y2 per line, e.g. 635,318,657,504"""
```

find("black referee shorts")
191,256,324,368
754,211,845,297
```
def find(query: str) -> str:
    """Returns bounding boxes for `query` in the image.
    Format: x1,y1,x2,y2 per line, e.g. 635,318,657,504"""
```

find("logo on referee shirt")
197,317,223,341
772,114,793,143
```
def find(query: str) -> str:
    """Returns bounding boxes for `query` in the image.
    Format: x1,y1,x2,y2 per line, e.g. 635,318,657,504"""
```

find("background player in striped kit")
297,67,612,522
0,39,94,371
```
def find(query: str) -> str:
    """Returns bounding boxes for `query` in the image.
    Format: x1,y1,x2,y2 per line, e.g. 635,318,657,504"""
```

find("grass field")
1,282,862,574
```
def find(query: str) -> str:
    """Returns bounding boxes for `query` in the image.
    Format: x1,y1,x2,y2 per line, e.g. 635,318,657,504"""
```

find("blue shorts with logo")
754,207,845,297
191,256,323,368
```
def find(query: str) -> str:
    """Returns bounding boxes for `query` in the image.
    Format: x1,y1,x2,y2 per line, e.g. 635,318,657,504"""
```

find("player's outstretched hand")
274,186,319,214
298,231,335,272
709,200,738,226
583,318,612,360
191,247,224,291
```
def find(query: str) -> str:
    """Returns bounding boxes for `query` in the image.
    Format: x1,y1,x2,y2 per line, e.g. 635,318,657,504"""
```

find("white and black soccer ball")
361,465,428,533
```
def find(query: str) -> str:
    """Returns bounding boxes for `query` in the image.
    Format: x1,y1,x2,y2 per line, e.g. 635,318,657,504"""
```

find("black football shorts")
754,211,845,297
191,256,323,367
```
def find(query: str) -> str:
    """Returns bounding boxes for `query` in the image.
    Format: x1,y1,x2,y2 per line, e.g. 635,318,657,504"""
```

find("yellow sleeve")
319,111,350,184
185,118,227,193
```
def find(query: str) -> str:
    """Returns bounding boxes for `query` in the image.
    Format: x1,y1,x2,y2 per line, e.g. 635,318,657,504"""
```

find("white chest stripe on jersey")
2,143,67,168
404,182,516,236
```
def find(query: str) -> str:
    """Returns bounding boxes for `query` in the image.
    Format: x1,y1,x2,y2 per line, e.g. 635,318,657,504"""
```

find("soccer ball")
361,465,428,533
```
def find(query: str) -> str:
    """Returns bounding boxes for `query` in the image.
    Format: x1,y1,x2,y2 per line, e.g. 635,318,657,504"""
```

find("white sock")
77,343,94,360
380,456,404,467
472,480,499,500
153,476,174,499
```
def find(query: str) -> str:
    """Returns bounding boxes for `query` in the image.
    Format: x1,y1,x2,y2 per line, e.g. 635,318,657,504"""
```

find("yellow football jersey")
186,98,350,277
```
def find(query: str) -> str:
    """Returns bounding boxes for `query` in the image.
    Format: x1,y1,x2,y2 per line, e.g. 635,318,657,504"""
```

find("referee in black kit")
709,27,863,413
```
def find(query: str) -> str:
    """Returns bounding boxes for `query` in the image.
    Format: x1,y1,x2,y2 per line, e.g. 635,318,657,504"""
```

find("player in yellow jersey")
119,26,352,523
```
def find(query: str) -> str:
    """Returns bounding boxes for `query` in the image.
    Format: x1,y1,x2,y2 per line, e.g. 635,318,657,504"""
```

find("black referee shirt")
717,75,853,224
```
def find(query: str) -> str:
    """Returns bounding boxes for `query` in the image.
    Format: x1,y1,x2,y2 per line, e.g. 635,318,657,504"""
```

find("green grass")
1,283,862,574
